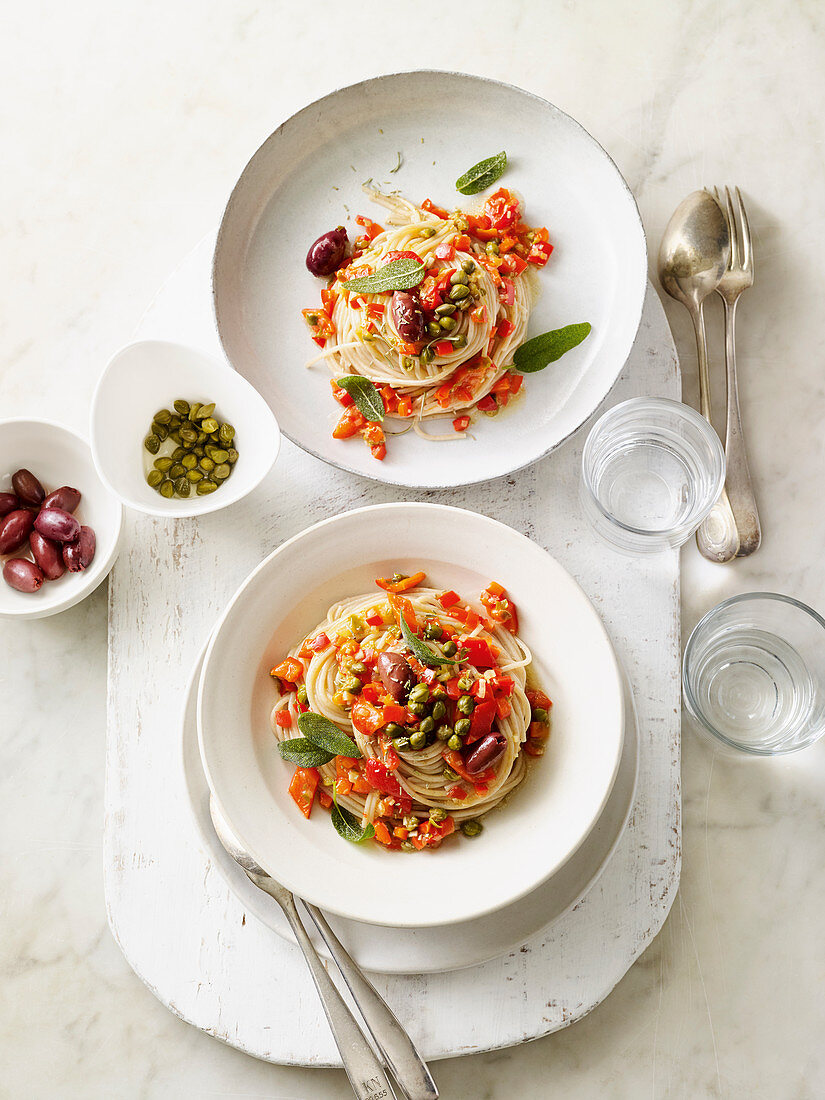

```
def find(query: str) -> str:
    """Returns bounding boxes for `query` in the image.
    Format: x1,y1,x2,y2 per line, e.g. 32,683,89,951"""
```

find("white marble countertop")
2,2,824,1097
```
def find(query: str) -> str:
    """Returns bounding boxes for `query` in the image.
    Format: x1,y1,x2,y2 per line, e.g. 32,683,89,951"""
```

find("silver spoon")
209,798,438,1100
658,190,740,563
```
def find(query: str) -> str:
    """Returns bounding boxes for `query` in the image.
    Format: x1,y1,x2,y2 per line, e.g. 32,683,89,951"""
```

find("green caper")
419,226,437,238
193,445,205,457
347,613,366,640
431,701,447,722
186,469,204,482
227,447,239,465
461,258,476,273
457,674,473,692
392,736,411,751
218,423,235,444
144,434,161,455
461,819,483,838
174,399,190,416
168,415,181,430
152,422,169,441
196,430,207,444
200,456,215,474
449,284,471,302
210,448,229,464
424,621,444,640
408,730,427,750
180,427,198,444
181,453,198,470
400,841,416,852
442,640,458,657
403,815,419,831
457,695,475,715
154,456,173,472
426,321,442,338
197,402,215,420
171,447,186,462
453,333,468,348
384,722,405,739
174,477,190,497
188,403,201,421
450,269,468,285
146,469,163,488
439,316,456,331
153,408,172,424
408,701,427,716
401,355,416,371
454,718,472,737
349,660,367,675
159,479,174,498
434,302,457,317
169,463,185,479
296,685,308,705
204,443,219,459
532,707,549,724
420,346,434,365
341,675,362,694
442,766,459,781
436,724,453,741
454,214,469,230
447,734,463,751
419,716,435,735
169,430,183,444
408,683,430,705
213,462,230,482
486,240,500,255
196,479,218,495
201,417,219,434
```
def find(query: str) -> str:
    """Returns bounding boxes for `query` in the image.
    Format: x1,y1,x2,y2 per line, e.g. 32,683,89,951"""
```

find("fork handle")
721,297,761,556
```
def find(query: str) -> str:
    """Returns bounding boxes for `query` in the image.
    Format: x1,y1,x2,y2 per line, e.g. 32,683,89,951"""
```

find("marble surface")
2,2,824,1097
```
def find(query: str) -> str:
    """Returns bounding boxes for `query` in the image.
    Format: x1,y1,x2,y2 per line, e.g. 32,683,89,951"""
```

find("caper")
174,477,190,497
449,284,471,302
401,355,416,371
347,613,366,640
384,722,405,739
193,445,205,457
219,423,235,444
187,403,201,421
431,701,447,722
174,399,190,416
532,707,549,724
168,415,181,430
200,456,215,474
180,427,198,444
196,479,218,495
341,675,362,694
424,621,444,640
447,734,463,751
295,684,308,706
196,430,207,444
461,819,483,838
458,674,473,692
171,446,186,462
153,456,173,472
169,430,182,444
227,448,239,465
169,463,185,479
461,258,476,273
434,302,457,317
426,321,442,338
403,815,419,831
186,469,204,482
210,448,229,464
152,422,169,441
154,408,172,424
442,640,458,657
408,701,427,716
450,269,468,285
457,695,475,715
392,736,411,751
436,724,453,741
419,226,437,238
408,683,430,705
419,716,435,735
439,316,456,331
442,766,459,781
349,660,367,675
486,240,500,255
146,469,163,488
455,718,472,737
159,479,174,498
401,841,416,852
181,453,197,470
419,346,434,365
144,434,161,454
453,333,468,348
407,730,425,750
201,417,219,434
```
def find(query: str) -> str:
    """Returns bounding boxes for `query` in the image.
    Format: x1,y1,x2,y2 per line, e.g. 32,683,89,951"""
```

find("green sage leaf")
512,323,592,373
336,376,385,423
277,737,335,767
298,711,362,758
455,151,507,196
399,614,455,668
342,257,425,294
331,795,375,843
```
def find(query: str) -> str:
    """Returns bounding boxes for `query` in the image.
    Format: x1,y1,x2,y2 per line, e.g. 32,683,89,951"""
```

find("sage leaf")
399,614,455,668
342,257,425,294
331,796,375,843
455,151,507,196
298,711,362,758
336,376,385,423
512,323,592,373
277,737,335,767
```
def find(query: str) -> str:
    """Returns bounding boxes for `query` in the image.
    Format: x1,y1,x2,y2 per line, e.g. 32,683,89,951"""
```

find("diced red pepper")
476,394,498,414
526,689,553,711
527,240,554,267
351,700,385,736
355,215,383,239
289,767,319,819
375,570,426,594
366,612,384,627
434,242,455,260
453,233,471,251
302,308,335,338
389,593,418,631
524,740,546,756
333,406,367,439
497,319,515,339
509,373,524,394
275,710,293,729
384,250,422,264
467,697,497,742
318,790,333,809
447,784,467,801
499,279,515,307
421,199,449,219
381,703,407,726
499,253,528,277
484,188,520,231
330,379,354,407
438,590,461,609
435,340,454,358
364,759,404,797
469,305,487,324
453,415,471,432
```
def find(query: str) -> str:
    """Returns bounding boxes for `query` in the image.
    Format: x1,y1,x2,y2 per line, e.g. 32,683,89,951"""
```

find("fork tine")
724,186,739,269
735,186,753,272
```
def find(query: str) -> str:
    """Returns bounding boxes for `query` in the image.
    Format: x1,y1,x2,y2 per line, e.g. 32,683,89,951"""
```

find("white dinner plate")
197,503,624,928
184,642,638,974
212,70,647,489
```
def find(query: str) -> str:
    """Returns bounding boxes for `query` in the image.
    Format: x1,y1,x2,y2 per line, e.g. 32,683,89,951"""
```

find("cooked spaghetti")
302,186,554,460
269,571,552,850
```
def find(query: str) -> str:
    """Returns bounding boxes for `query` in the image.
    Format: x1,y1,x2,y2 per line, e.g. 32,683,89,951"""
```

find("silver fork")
711,186,761,556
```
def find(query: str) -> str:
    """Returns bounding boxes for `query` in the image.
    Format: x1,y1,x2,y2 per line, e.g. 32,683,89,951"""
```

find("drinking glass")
580,397,725,554
683,593,825,755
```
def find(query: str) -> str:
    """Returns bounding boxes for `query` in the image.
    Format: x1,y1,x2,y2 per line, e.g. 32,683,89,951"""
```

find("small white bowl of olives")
91,340,280,518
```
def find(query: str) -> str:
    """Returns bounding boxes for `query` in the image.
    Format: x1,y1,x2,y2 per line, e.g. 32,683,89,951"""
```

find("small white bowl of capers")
90,340,280,518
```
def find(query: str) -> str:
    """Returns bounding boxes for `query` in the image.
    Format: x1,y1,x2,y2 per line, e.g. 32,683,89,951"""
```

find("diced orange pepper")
318,790,333,809
381,703,407,725
289,767,319,819
393,826,409,840
421,198,449,219
271,657,303,685
438,590,461,609
374,820,392,845
333,407,367,439
375,570,426,594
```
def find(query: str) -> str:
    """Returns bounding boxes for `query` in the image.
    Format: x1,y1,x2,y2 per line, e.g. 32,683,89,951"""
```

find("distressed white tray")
105,236,681,1066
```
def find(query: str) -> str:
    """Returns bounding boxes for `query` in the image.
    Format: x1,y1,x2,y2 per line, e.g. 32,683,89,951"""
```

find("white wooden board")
105,235,681,1066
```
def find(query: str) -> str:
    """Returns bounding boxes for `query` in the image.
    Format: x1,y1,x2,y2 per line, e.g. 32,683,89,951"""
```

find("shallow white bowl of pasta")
212,70,646,489
198,503,624,928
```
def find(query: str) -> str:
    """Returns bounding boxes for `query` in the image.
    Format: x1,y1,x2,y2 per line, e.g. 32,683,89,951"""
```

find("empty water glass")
580,397,725,553
683,593,825,755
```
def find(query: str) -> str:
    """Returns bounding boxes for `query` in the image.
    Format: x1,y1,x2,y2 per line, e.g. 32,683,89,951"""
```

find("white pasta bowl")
0,419,123,620
90,340,280,518
198,503,624,928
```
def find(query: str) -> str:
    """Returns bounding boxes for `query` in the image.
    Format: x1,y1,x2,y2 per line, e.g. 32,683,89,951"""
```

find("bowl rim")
89,338,281,518
211,68,648,490
198,500,625,927
0,416,124,619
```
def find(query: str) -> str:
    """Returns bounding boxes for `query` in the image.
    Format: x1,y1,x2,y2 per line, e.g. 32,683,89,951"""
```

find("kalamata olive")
0,509,35,554
391,291,425,343
11,468,45,506
63,525,96,572
42,486,81,513
30,530,66,580
376,651,415,702
3,557,44,593
0,492,21,517
464,734,507,775
34,507,80,544
305,226,349,277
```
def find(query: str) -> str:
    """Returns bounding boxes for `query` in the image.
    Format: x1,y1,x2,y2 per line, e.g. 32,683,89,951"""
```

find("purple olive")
464,734,507,776
391,291,425,343
0,509,35,554
0,492,21,518
376,651,415,702
34,507,80,544
63,525,96,572
30,530,66,580
42,486,81,513
305,226,348,277
11,468,45,506
3,557,44,593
